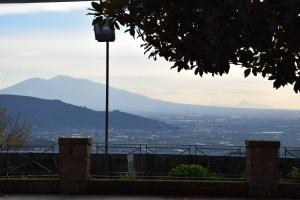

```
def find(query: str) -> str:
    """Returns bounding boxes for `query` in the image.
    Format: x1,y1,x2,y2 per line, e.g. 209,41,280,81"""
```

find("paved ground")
0,195,295,200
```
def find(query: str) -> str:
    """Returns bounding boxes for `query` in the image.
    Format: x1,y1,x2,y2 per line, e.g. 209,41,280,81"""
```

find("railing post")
139,144,142,156
58,137,92,194
0,147,1,174
52,144,55,153
194,145,197,166
239,146,242,175
246,140,280,198
284,147,287,179
145,144,148,176
6,146,8,177
138,144,142,177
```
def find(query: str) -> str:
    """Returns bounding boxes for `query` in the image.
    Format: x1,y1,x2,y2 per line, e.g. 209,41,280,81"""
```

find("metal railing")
91,143,245,156
282,147,300,180
90,143,247,179
92,143,142,155
0,145,58,177
284,147,300,159
0,143,299,181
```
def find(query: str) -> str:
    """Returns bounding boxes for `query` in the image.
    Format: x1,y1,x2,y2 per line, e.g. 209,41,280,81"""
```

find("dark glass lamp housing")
94,20,115,42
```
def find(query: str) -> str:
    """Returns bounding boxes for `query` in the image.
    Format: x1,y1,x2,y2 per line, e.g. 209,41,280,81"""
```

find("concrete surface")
0,195,295,200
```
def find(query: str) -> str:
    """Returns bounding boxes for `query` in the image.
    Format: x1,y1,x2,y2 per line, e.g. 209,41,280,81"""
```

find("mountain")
0,75,174,113
0,75,299,118
0,94,172,131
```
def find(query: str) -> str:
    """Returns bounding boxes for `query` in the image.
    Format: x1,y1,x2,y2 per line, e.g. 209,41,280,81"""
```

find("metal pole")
104,41,109,175
105,41,109,155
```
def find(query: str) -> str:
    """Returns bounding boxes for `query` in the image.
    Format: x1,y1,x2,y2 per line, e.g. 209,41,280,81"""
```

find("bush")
119,173,136,180
169,164,210,178
290,167,300,179
240,171,247,179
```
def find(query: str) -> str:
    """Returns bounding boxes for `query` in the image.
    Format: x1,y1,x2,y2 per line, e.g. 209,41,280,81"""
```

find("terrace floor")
0,195,295,200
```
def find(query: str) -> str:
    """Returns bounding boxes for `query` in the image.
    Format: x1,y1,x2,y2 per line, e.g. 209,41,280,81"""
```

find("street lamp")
94,19,115,158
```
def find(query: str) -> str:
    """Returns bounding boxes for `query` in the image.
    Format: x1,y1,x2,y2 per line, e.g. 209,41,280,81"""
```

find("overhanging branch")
0,0,92,3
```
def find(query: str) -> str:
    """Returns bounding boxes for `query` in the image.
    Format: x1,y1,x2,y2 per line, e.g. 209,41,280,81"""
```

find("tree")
89,0,300,92
0,107,30,149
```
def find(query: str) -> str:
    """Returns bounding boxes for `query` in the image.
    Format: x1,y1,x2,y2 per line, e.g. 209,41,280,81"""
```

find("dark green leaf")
91,2,102,11
244,69,251,77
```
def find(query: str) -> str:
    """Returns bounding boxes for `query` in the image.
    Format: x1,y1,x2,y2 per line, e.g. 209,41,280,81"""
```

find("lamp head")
94,19,115,42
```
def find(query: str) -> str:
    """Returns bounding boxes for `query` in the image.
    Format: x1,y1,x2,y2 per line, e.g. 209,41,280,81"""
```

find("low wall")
0,178,299,198
2,139,300,197
0,178,247,196
279,182,300,198
0,178,59,193
87,179,247,196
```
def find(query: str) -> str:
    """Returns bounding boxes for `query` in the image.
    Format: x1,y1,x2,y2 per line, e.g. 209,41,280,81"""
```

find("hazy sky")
0,2,299,110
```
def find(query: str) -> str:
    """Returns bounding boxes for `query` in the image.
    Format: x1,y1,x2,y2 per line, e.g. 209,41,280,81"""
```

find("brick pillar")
246,140,280,198
59,137,92,194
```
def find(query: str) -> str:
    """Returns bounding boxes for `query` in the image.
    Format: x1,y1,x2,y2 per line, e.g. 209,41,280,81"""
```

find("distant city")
30,112,300,148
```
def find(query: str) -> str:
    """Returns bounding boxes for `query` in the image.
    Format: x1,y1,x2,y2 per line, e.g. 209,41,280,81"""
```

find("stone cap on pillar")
58,137,92,145
246,140,280,148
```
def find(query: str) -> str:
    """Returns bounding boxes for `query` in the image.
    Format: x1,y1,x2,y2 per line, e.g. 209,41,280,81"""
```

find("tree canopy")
89,0,300,92
0,107,30,149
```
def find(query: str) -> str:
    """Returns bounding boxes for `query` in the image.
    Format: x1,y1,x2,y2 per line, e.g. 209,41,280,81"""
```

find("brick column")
246,140,280,198
59,137,92,194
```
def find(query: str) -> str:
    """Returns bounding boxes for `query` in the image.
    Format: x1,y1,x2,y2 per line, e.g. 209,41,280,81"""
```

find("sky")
0,2,299,110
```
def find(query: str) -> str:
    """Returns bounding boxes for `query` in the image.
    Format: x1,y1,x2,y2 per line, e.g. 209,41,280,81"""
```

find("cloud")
0,2,91,15
235,100,272,109
0,10,299,110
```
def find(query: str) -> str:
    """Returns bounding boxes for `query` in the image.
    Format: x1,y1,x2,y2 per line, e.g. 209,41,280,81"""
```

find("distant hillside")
0,75,299,118
0,95,173,131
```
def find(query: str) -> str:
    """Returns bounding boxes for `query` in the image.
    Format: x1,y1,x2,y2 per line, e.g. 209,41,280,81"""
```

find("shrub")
240,171,247,179
119,173,136,180
169,164,210,178
290,167,300,179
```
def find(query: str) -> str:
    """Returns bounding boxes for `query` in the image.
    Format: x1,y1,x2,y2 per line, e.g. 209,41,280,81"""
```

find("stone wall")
0,138,299,198
87,179,247,196
0,178,59,193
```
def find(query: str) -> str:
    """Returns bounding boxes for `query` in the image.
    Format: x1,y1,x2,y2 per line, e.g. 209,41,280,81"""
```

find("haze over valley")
0,76,299,147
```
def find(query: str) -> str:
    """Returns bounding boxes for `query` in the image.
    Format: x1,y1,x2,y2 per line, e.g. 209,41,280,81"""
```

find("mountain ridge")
0,94,173,131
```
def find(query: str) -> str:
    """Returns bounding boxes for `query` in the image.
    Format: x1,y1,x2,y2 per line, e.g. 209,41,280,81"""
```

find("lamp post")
94,20,115,158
